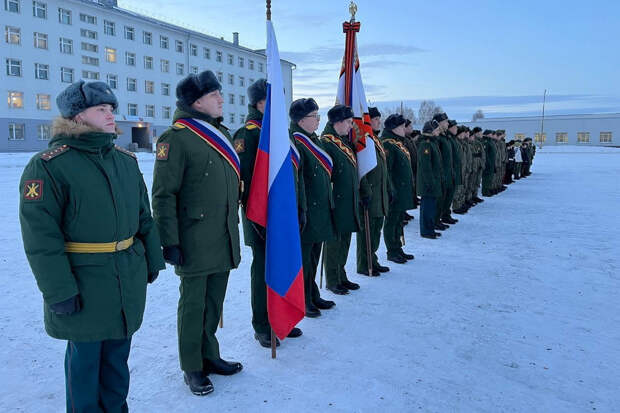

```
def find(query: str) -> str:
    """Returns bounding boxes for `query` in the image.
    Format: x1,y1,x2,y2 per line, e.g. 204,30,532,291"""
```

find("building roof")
465,112,620,123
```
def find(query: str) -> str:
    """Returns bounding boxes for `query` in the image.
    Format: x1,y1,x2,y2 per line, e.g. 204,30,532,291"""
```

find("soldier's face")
193,90,224,118
440,120,449,131
392,124,406,137
405,125,413,134
333,118,353,136
75,104,116,133
256,99,266,114
298,110,320,134
370,117,381,131
449,126,458,135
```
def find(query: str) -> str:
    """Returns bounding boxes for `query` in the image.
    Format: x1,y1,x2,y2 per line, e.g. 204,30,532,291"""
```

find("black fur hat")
432,112,448,122
471,127,482,134
483,129,494,136
384,114,406,131
368,107,381,119
248,78,267,105
56,80,118,119
448,119,458,128
405,119,412,127
176,70,221,107
327,104,354,123
423,120,440,134
289,98,319,123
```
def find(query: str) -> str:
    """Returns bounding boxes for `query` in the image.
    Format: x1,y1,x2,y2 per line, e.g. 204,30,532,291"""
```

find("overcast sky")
120,0,619,121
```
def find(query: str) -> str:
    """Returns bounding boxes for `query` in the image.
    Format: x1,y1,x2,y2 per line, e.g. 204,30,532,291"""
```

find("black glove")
49,295,81,315
360,196,371,208
163,245,184,266
147,271,159,284
298,210,307,233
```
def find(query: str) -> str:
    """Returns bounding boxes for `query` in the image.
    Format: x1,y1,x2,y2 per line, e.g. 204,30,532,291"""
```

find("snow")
1,146,619,412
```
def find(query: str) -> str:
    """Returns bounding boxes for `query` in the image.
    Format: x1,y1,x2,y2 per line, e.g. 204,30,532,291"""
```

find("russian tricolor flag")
246,20,305,340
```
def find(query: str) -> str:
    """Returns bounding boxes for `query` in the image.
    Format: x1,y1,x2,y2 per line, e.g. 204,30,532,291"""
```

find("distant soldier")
403,120,419,214
19,80,165,411
432,113,454,230
152,70,243,396
444,120,462,220
234,79,303,349
357,107,390,276
382,114,415,263
505,139,516,184
513,139,523,180
468,127,486,204
321,105,361,294
453,126,472,214
416,120,443,239
290,98,337,318
481,129,497,197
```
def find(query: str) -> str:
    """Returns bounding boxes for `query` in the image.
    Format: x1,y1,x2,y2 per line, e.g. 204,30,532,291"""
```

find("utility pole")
540,89,547,149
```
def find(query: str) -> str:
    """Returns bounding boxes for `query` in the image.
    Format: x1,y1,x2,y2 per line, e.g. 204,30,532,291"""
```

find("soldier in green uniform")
357,107,390,276
468,127,486,205
19,80,166,412
321,105,361,294
152,70,243,396
290,98,337,318
481,129,497,197
452,126,472,214
233,79,303,349
497,131,508,191
382,114,415,263
432,113,453,230
416,120,443,239
443,120,462,223
403,120,419,218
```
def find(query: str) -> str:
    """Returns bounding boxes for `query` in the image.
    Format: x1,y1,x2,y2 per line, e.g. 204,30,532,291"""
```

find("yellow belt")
64,236,134,253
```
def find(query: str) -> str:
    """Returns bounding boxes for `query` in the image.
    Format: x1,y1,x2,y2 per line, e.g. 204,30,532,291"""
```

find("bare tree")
417,100,443,125
472,109,485,122
381,104,416,124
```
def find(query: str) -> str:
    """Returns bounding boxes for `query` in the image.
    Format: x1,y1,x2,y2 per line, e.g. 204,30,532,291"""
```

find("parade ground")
1,146,618,412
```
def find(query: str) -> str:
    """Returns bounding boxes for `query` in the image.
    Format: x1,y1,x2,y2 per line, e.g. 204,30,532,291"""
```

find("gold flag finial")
349,1,357,22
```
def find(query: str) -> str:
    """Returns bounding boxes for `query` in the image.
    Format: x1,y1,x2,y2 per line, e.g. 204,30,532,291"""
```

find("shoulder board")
245,123,258,131
114,145,137,160
171,123,186,131
40,145,70,161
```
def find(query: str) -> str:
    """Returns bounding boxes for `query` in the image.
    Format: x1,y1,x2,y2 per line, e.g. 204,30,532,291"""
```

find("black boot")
305,304,321,318
314,297,335,309
184,371,214,396
203,358,243,376
341,279,360,290
387,253,407,264
327,284,349,295
287,327,303,338
421,234,437,239
474,196,484,203
254,332,280,348
357,268,380,276
375,264,390,273
400,250,414,260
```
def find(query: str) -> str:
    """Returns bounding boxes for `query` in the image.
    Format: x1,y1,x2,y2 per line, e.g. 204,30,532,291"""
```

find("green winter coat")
321,122,360,234
152,106,241,276
292,123,336,244
359,132,389,218
416,134,443,198
19,118,165,342
447,134,462,186
437,134,455,188
483,136,497,176
382,130,415,211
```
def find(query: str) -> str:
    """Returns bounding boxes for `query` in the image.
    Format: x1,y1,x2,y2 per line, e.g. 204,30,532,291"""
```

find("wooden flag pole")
319,243,325,289
364,207,373,276
219,307,223,328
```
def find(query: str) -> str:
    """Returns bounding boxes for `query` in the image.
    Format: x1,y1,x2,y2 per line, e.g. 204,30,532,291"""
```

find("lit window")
36,93,50,110
144,56,153,69
8,91,24,108
60,67,73,83
8,123,25,140
32,1,46,18
600,132,612,143
555,132,568,143
59,37,73,54
6,58,21,76
160,59,169,73
33,32,47,49
5,25,21,44
105,47,116,63
38,124,51,140
127,103,138,116
577,132,590,143
145,80,154,94
143,31,152,45
107,74,118,89
103,20,115,36
124,26,134,40
534,133,546,143
58,8,71,24
34,63,48,79
127,78,136,92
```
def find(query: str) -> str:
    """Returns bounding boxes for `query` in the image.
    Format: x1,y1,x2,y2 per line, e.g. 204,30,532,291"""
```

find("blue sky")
121,0,619,121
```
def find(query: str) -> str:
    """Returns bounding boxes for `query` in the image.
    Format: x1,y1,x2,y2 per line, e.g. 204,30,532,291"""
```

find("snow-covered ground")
1,145,619,412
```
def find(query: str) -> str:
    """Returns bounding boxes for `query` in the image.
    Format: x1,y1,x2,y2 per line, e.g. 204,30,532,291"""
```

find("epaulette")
171,123,186,131
115,145,137,160
40,144,70,161
245,123,258,131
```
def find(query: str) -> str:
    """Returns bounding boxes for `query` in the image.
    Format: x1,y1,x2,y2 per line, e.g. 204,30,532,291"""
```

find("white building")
1,0,295,152
465,113,619,146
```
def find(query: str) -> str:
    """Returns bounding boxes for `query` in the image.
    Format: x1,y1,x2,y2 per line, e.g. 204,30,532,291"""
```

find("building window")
577,132,590,143
227,54,233,65
229,94,235,105
5,0,20,13
238,57,244,68
59,37,73,54
216,51,222,62
162,106,171,119
534,133,546,143
229,113,235,124
36,93,50,110
80,29,97,40
81,42,98,52
32,1,46,18
34,62,48,79
142,31,152,45
144,56,153,69
104,47,116,63
8,91,24,108
82,70,99,79
58,7,71,24
127,103,137,116
107,74,117,89
228,74,234,85
8,123,25,140
125,52,135,66
191,65,198,74
239,95,245,106
258,62,264,72
239,76,245,87
176,63,184,75
124,26,134,40
203,47,210,59
216,72,223,82
6,58,21,76
38,123,51,140
60,67,73,83
161,83,170,96
175,40,183,53
555,132,568,143
514,133,525,141
249,60,255,71
5,26,21,44
103,20,115,36
79,13,96,24
127,78,136,92
160,59,169,73
160,35,168,49
600,132,612,143
145,80,154,94
33,32,47,49
249,78,255,84
190,43,197,56
81,55,99,66
145,104,154,117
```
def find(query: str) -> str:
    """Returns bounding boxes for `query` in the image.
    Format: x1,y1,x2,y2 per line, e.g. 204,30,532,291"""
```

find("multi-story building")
1,0,295,151
466,113,619,146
